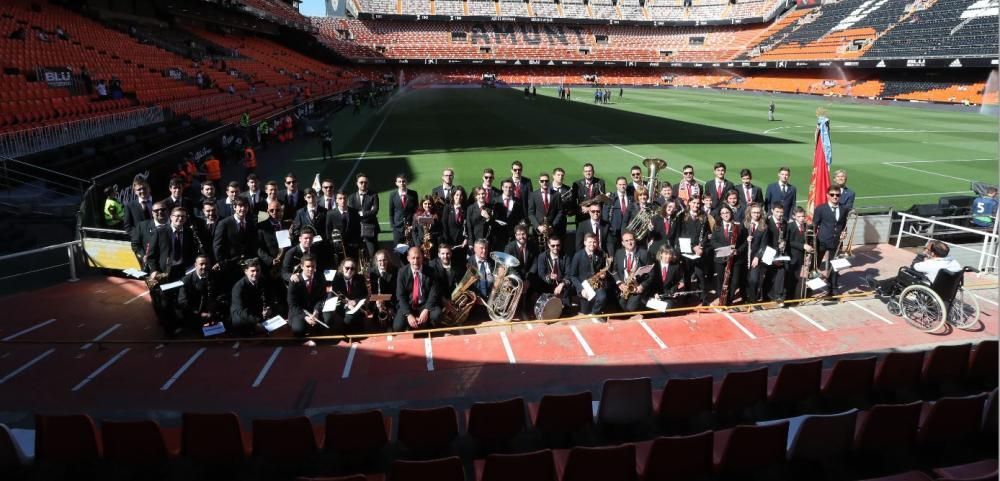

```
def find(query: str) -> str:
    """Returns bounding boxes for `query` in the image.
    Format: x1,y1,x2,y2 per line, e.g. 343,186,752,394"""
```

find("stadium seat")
324,410,391,468
654,376,713,435
634,431,714,481
296,475,374,481
554,444,638,481
465,397,528,453
252,416,319,466
786,410,858,480
767,359,822,416
396,406,459,459
529,391,594,446
874,351,926,403
713,421,788,479
821,356,876,410
922,344,972,397
0,423,28,477
853,402,922,474
856,471,934,481
390,456,465,481
932,459,1000,481
595,377,653,440
473,449,558,481
35,414,102,465
181,412,251,465
917,393,988,460
967,340,998,390
101,419,178,468
713,367,768,426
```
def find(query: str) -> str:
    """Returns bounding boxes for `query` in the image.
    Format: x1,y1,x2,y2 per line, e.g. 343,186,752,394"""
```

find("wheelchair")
876,265,980,332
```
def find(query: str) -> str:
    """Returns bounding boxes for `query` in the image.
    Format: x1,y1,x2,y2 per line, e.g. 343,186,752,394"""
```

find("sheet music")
347,300,366,315
580,281,597,301
122,268,147,279
323,269,336,282
761,246,777,265
313,235,323,243
276,230,292,248
322,297,340,312
202,323,226,337
678,237,693,254
830,258,851,271
633,264,654,277
806,277,828,290
159,280,184,291
263,316,287,332
646,298,669,312
714,245,732,259
774,255,791,262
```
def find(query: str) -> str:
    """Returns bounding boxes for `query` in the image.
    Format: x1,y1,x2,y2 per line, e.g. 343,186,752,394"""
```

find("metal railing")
0,240,81,283
0,107,165,159
895,212,999,273
0,155,91,196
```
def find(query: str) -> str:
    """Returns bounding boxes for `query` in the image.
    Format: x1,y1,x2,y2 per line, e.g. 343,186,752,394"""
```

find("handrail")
0,155,89,184
0,107,164,159
895,211,999,273
0,241,81,262
0,240,81,282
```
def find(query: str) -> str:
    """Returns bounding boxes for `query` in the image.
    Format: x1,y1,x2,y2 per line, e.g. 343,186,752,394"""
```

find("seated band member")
468,238,496,301
287,255,328,346
569,233,609,316
744,203,768,305
530,236,572,303
431,243,462,296
576,200,610,254
710,204,747,306
613,230,648,313
503,224,536,279
282,226,323,284
230,259,274,336
177,254,221,332
393,246,442,332
329,257,369,335
641,245,686,311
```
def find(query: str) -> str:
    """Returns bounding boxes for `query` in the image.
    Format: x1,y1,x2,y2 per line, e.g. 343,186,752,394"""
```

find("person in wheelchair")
867,240,961,297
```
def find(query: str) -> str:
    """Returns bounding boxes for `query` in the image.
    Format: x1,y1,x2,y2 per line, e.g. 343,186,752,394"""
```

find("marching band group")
124,159,856,344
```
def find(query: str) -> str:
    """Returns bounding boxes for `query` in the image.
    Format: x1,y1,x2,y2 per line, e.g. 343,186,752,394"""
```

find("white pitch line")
719,310,757,339
252,347,283,388
341,343,359,379
973,293,999,306
789,307,828,332
569,325,595,357
591,136,695,180
849,301,894,325
336,102,397,192
500,332,517,364
123,291,150,305
887,158,995,164
855,191,971,200
160,347,207,391
71,348,131,391
424,338,434,372
80,324,122,350
0,348,55,384
1,319,56,341
637,320,667,349
883,163,972,183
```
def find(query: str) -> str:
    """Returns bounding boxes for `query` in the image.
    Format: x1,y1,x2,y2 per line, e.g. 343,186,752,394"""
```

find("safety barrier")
0,107,165,159
896,212,999,274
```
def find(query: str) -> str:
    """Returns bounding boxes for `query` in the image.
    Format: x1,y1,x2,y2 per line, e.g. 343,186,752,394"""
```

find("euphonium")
440,266,480,326
625,202,655,241
485,251,524,322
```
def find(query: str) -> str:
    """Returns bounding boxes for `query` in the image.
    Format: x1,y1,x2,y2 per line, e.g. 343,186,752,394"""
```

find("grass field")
292,86,998,222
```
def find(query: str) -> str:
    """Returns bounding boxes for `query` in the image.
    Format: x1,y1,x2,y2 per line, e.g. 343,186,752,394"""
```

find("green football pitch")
291,86,998,220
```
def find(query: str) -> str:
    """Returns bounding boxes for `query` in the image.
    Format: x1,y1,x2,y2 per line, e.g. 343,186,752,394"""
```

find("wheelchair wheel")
948,287,980,330
900,284,947,332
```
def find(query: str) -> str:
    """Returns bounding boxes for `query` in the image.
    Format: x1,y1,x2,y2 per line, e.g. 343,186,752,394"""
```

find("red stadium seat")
529,391,594,444
474,449,558,481
397,406,459,458
35,414,101,465
596,377,653,440
554,444,638,481
466,397,528,449
102,419,178,467
252,416,319,465
874,351,926,403
853,402,922,473
713,421,788,479
768,359,822,415
967,340,998,390
654,376,713,435
922,344,972,397
787,409,857,480
635,431,713,481
917,393,988,457
822,356,876,410
713,367,768,425
390,456,465,481
181,412,250,465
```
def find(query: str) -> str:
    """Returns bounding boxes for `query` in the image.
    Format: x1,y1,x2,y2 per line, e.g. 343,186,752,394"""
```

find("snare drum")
533,294,564,321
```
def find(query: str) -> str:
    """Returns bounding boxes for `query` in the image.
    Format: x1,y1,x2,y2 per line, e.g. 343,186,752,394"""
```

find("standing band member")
711,204,746,306
389,173,418,245
350,173,379,257
813,186,849,297
745,203,768,305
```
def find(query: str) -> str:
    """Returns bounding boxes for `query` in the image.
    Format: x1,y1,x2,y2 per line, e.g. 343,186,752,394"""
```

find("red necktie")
588,183,593,198
717,182,723,200
456,207,462,224
620,196,626,215
514,183,521,199
552,258,560,276
306,278,312,294
543,193,549,212
664,219,670,236
520,246,526,264
485,190,491,204
661,265,667,282
626,253,633,272
412,272,420,305
799,223,804,236
400,193,406,209
745,187,751,203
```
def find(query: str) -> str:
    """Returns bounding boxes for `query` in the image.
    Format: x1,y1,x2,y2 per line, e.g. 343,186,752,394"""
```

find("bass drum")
534,294,564,321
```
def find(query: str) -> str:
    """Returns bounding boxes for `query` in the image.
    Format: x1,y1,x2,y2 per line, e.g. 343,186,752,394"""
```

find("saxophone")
440,266,480,326
418,215,434,260
625,202,655,241
586,254,613,291
621,261,641,300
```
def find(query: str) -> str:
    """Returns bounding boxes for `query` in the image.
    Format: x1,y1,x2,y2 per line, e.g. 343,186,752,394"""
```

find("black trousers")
618,289,644,313
714,260,744,305
746,265,765,303
392,306,443,332
816,244,839,294
579,288,608,315
683,256,710,303
321,141,333,160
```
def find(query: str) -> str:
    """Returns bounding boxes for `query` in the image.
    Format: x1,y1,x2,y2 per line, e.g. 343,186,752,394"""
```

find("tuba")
643,157,667,196
440,266,480,326
485,251,524,322
625,203,655,241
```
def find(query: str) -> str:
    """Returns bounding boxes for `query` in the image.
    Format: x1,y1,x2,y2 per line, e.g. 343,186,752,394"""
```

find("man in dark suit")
132,201,169,261
466,187,496,244
257,201,286,277
813,187,849,296
242,174,266,213
316,178,337,211
144,207,201,333
192,201,220,265
388,174,418,245
703,162,735,211
627,165,644,198
162,178,193,216
329,258,369,334
278,173,305,221
676,198,711,306
763,166,797,215
641,246,686,310
710,205,747,306
786,206,814,298
281,226,323,284
530,236,571,304
324,190,361,257
230,259,272,335
576,201,610,254
293,188,327,239
503,225,536,279
505,160,533,210
212,197,258,287
833,169,856,211
478,168,502,206
287,254,328,346
762,203,790,304
216,181,242,220
572,163,606,224
394,246,442,332
737,168,764,209
604,177,631,253
195,182,217,220
613,230,648,313
569,233,610,317
348,173,379,257
431,168,462,214
176,255,220,331
493,180,524,248
431,243,464,297
123,179,153,236
528,173,566,242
